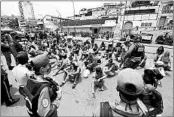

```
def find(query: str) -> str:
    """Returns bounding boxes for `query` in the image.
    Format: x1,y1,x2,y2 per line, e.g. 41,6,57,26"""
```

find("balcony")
162,10,173,14
158,25,173,30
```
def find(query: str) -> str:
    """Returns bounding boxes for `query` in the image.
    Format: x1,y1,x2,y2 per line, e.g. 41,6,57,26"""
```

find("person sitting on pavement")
139,84,163,117
93,68,147,117
80,44,89,61
92,67,107,95
113,42,122,62
105,42,114,60
157,51,172,71
104,59,118,77
154,46,164,62
1,62,20,106
84,51,100,73
60,62,81,89
12,51,34,87
53,55,72,76
122,36,146,69
93,43,99,55
143,67,165,88
19,53,62,117
99,41,106,51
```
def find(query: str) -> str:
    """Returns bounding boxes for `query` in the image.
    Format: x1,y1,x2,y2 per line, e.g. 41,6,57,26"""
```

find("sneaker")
6,98,20,106
72,84,76,89
9,66,14,70
60,82,65,87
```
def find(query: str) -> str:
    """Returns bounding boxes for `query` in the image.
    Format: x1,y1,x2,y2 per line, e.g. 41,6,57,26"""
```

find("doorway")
158,16,167,27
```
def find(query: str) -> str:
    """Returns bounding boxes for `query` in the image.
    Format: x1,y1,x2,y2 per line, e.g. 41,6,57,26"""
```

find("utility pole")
56,10,62,32
120,0,127,38
72,0,76,36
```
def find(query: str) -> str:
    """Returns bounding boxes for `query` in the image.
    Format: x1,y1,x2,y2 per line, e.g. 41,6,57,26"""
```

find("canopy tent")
1,27,13,32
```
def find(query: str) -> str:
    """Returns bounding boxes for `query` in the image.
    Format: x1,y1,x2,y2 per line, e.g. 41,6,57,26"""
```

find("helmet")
117,68,144,96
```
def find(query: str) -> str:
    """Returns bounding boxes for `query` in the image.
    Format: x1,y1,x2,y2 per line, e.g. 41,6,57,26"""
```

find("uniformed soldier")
20,53,62,117
93,68,148,117
122,36,146,69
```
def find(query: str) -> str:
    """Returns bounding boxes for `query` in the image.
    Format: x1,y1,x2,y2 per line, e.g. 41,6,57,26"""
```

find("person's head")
95,67,102,74
157,46,164,55
16,51,29,65
101,41,105,45
133,35,142,43
143,67,165,86
163,51,170,57
108,59,113,63
143,84,155,94
116,42,122,47
71,62,78,70
30,53,52,75
116,68,144,103
124,41,130,46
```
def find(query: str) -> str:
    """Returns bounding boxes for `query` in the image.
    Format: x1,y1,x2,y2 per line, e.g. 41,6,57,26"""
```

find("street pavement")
1,42,173,117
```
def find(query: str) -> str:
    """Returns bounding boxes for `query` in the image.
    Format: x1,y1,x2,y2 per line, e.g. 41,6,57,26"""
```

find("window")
125,9,155,15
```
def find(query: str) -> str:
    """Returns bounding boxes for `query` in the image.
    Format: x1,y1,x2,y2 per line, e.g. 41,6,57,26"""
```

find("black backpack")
100,102,113,117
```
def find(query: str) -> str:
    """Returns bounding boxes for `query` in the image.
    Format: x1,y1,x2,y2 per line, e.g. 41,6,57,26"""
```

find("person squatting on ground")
122,36,147,69
19,53,62,117
60,62,81,89
92,67,108,95
93,68,149,117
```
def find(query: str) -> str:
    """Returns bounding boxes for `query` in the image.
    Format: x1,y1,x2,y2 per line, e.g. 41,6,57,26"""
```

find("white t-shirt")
12,64,34,86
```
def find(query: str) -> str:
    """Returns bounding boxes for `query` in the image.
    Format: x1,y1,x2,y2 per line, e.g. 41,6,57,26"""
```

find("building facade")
62,1,173,38
18,1,36,31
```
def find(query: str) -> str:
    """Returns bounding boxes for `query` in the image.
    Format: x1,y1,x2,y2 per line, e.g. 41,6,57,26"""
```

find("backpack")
100,102,113,117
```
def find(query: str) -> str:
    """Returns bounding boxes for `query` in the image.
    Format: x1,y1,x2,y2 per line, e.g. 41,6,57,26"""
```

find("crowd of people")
1,30,172,117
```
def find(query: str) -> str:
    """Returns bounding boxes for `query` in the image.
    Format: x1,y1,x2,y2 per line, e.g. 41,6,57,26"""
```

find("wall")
100,27,112,33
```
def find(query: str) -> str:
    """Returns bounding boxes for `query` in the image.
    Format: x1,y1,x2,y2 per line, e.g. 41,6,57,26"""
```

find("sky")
1,1,117,18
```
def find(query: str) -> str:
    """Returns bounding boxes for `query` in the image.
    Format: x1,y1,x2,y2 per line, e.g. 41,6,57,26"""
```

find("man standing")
91,34,95,48
1,61,20,106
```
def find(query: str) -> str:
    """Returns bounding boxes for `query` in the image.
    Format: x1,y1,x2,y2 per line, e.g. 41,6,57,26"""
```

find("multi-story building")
1,15,20,29
18,1,35,20
119,1,161,34
18,1,36,31
157,1,173,30
62,1,173,38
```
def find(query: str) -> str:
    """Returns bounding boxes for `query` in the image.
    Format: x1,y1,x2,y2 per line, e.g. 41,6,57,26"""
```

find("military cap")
117,68,144,95
31,53,50,69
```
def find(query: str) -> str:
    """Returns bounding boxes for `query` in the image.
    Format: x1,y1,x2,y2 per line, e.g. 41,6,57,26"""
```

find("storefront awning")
63,24,116,28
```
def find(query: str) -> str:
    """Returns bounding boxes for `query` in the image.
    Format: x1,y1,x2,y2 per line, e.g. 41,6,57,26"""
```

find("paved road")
1,44,173,117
